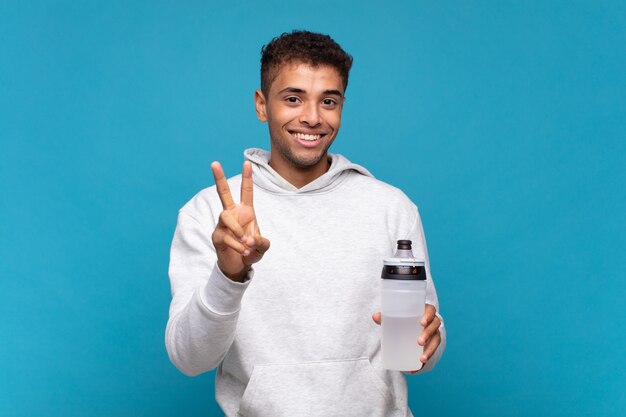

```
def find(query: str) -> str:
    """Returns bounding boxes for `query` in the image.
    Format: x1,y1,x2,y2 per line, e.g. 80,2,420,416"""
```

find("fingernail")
240,235,247,243
243,249,250,256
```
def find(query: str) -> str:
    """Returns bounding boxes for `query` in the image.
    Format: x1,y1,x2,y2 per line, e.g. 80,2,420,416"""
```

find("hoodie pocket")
237,357,400,417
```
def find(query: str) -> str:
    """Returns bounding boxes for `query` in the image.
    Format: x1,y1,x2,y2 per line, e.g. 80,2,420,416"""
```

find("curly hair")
260,30,353,95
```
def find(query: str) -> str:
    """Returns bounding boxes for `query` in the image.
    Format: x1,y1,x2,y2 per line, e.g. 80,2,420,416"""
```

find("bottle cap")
381,239,427,280
396,239,412,250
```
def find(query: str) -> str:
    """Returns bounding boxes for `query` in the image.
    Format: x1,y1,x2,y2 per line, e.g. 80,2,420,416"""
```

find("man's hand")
372,304,441,373
211,161,270,282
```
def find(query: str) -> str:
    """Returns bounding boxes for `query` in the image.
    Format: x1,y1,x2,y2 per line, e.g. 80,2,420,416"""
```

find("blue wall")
1,1,624,416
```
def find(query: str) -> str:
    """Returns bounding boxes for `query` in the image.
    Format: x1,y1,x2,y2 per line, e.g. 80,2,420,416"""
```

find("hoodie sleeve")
165,211,251,376
406,206,446,373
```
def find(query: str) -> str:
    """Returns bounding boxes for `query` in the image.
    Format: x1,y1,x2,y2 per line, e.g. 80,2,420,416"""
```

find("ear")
254,89,267,122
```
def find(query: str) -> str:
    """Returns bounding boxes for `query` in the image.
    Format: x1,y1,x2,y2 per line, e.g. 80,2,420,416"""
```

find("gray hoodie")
166,148,446,417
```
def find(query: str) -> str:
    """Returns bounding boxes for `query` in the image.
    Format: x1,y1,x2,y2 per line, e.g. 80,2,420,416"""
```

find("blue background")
1,1,624,416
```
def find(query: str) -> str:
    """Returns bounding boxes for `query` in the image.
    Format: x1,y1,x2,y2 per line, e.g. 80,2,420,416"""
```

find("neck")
268,155,330,189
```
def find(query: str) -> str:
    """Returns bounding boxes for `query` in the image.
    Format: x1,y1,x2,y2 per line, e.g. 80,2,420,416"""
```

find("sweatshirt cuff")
200,265,253,315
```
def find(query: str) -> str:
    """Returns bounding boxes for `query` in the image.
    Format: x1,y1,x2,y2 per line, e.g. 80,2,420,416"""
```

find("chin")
290,152,327,168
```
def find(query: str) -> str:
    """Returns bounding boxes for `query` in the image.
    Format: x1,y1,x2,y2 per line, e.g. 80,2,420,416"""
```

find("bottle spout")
393,239,414,259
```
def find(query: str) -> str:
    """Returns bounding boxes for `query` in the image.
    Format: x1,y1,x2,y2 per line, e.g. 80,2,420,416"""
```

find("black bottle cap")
397,240,412,250
381,239,425,280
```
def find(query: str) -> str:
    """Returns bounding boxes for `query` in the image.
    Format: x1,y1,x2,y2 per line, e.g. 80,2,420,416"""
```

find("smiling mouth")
290,131,325,141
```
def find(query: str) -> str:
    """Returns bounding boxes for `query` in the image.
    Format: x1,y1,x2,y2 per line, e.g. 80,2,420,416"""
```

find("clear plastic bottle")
381,240,426,371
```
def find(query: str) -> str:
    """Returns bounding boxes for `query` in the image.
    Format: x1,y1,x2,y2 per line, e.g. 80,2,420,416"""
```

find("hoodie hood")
244,148,373,195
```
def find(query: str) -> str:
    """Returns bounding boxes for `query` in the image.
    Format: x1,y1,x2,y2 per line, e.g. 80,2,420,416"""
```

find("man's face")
255,62,345,173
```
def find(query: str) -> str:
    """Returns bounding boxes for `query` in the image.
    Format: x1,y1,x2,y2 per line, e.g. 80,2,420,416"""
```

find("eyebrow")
278,87,344,98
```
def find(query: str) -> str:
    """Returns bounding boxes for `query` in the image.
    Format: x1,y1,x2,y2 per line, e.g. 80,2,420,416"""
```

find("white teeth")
292,132,321,141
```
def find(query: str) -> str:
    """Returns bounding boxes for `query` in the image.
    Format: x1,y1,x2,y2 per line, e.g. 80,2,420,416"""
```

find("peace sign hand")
210,161,271,282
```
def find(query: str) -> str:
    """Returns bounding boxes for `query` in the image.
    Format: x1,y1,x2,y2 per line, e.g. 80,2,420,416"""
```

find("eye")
285,96,300,103
322,98,337,106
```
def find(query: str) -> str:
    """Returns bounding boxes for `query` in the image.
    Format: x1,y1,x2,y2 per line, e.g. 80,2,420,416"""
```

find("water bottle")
381,239,426,371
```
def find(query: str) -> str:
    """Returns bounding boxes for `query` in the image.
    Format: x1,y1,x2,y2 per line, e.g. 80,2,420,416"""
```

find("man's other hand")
372,304,441,373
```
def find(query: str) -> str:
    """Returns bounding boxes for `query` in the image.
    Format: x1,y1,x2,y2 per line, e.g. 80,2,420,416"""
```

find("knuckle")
219,188,231,200
211,229,223,244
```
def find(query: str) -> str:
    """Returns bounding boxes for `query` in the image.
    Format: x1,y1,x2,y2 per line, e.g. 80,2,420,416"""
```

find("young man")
166,31,446,417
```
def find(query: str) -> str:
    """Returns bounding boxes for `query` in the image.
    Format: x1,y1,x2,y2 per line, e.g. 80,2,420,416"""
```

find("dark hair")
260,30,353,95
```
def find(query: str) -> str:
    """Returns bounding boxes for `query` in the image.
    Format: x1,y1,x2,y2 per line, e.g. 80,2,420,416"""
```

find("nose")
299,101,321,127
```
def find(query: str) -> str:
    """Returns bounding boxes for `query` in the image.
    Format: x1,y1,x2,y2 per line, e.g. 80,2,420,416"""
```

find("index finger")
240,161,253,206
211,161,236,209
